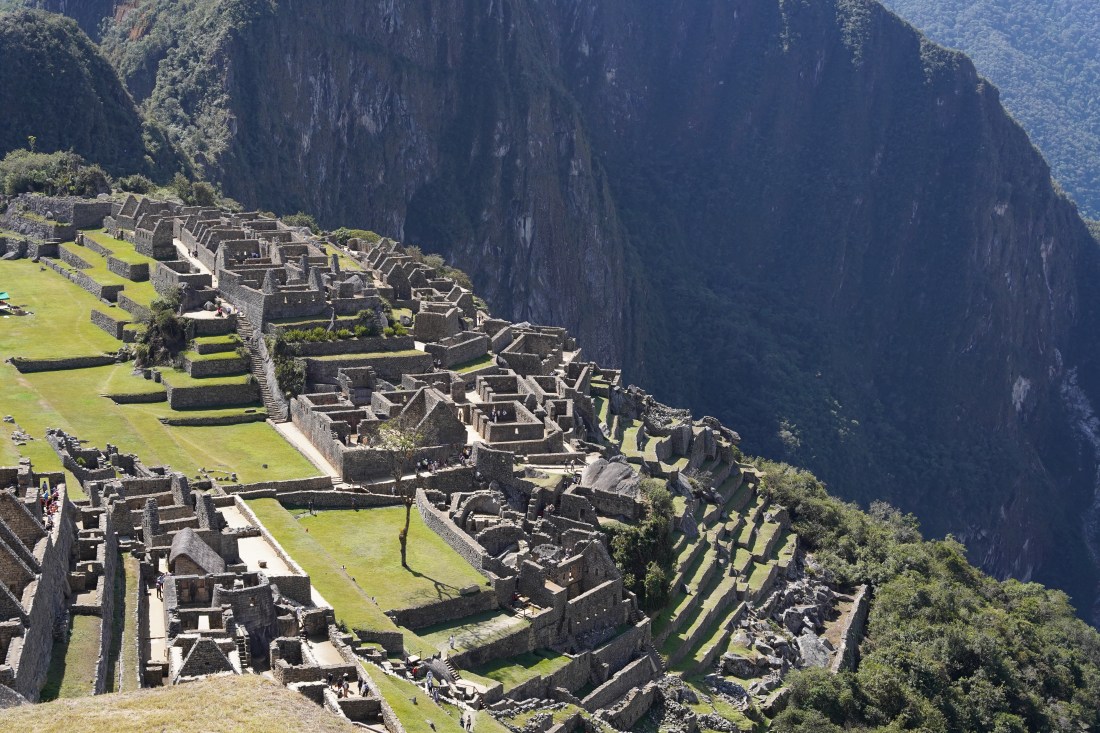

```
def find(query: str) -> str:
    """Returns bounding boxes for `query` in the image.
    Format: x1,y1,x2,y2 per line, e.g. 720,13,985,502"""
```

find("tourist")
448,634,456,650
155,574,164,600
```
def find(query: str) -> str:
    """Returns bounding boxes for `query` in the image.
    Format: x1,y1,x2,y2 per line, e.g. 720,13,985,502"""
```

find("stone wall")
225,475,333,496
10,354,118,373
416,490,490,575
305,351,433,383
90,309,129,340
830,585,870,673
107,257,149,282
117,293,152,322
185,354,249,378
92,523,120,694
43,256,125,302
581,655,656,712
164,379,259,409
12,487,77,701
386,589,497,630
268,573,313,606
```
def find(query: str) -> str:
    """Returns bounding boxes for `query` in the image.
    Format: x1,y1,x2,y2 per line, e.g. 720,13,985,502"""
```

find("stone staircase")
235,313,288,422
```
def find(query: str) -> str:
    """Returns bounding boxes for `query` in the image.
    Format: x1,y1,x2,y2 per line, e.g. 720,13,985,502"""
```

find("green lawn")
158,370,254,388
246,499,401,635
453,354,494,373
310,349,426,361
416,610,529,656
296,506,488,610
470,649,570,689
59,242,129,286
0,363,316,485
0,259,121,359
41,614,102,700
361,662,463,733
180,349,247,363
82,230,151,266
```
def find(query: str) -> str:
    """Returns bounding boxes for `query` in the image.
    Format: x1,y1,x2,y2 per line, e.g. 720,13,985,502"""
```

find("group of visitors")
487,407,509,423
37,485,61,529
326,671,360,698
155,573,168,600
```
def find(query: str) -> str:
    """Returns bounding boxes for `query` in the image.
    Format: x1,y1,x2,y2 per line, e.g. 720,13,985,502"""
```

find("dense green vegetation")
880,0,1100,217
0,150,108,196
604,478,676,611
759,461,1100,732
0,9,179,178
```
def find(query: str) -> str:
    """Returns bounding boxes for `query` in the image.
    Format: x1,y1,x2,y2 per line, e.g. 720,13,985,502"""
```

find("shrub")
0,149,109,196
282,211,320,234
116,173,154,193
331,227,382,246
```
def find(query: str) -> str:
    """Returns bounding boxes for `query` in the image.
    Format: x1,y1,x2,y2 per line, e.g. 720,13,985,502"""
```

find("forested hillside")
881,0,1100,218
0,9,179,178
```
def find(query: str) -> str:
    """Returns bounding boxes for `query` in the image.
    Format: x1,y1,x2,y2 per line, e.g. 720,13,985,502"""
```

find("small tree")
374,424,425,567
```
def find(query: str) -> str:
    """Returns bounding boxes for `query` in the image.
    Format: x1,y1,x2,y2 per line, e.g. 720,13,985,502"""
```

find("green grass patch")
416,610,528,657
0,259,122,359
470,649,571,690
296,506,488,611
83,230,152,266
682,677,756,731
59,242,129,286
158,370,253,388
246,499,401,634
181,349,247,362
0,363,315,485
362,663,464,733
309,349,425,361
452,353,494,373
193,334,241,347
41,614,101,700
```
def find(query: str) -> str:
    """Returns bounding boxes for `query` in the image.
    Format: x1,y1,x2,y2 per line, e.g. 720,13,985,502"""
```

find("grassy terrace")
4,674,363,733
0,259,121,359
83,229,152,265
193,334,241,347
361,663,473,733
310,349,425,361
158,370,253,388
471,649,571,689
453,353,494,373
416,610,529,657
0,364,314,487
296,506,488,610
59,241,160,308
246,499,400,634
41,614,101,700
180,349,246,362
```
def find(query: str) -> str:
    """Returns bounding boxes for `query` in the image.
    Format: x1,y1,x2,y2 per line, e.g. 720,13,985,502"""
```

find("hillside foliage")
0,8,180,179
880,0,1100,217
759,461,1100,732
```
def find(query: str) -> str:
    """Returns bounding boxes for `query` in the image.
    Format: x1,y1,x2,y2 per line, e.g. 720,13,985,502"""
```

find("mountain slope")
0,8,178,177
46,0,1100,622
879,0,1100,219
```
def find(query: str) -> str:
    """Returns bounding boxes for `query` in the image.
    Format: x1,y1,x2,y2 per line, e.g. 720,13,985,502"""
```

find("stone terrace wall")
164,379,259,409
13,488,77,701
387,590,497,630
43,256,124,302
830,584,871,673
581,655,656,712
93,520,120,694
90,309,129,340
10,354,118,373
416,489,490,575
107,257,149,282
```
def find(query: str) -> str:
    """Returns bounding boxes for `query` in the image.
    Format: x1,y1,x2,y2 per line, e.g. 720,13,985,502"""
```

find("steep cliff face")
81,0,1100,620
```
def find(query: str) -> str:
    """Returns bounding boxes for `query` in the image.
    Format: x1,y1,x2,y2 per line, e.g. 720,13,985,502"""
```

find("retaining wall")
830,585,871,673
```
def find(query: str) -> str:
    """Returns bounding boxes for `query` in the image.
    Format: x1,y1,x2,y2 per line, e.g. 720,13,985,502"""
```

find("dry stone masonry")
0,195,871,731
